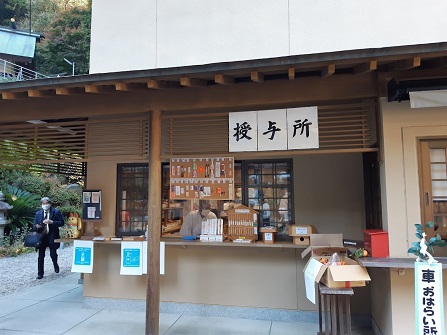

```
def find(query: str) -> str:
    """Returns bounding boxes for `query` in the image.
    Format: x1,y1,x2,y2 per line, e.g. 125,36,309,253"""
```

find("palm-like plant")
4,185,40,235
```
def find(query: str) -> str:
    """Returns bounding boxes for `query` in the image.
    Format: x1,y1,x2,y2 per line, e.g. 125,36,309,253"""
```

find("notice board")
170,157,234,200
82,190,102,220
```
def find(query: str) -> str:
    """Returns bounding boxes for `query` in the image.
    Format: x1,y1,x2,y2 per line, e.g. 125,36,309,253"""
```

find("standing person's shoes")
54,264,60,273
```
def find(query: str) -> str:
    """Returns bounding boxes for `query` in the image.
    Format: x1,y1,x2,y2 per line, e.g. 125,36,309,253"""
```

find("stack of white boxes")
200,219,224,242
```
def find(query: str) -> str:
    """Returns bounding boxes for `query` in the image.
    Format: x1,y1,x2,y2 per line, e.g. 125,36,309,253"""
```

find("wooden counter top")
57,238,306,249
357,257,447,269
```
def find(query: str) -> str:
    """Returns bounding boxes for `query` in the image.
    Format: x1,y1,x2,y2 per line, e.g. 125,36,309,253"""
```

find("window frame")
240,159,294,241
116,163,149,236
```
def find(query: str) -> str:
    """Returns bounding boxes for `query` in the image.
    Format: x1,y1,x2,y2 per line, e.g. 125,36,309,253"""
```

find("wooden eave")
1,42,447,123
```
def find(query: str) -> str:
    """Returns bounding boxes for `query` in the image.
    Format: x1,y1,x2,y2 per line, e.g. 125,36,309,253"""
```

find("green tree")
35,5,91,75
0,0,28,27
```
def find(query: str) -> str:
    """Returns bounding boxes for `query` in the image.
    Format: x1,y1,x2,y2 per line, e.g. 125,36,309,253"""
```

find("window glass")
117,164,149,236
244,160,293,240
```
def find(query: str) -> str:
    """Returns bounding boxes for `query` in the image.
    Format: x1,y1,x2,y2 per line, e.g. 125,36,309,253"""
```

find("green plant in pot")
407,221,447,263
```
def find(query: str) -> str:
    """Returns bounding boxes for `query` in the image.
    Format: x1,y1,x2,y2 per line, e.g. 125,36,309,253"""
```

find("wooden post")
146,110,162,335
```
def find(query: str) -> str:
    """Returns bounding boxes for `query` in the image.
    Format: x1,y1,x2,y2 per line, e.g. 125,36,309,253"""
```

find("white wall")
90,0,447,73
380,98,447,334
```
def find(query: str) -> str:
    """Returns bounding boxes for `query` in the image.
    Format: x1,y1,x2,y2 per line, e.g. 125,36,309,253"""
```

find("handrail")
0,58,48,82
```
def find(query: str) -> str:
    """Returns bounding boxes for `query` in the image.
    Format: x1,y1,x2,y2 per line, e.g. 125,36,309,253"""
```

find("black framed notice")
82,190,102,220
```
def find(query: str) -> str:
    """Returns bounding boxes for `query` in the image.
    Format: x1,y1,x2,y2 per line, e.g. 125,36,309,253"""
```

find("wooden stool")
318,283,354,335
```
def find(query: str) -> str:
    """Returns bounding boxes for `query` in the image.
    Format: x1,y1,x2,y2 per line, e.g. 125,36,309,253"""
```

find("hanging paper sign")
415,262,445,335
71,240,94,273
120,241,143,275
142,241,165,275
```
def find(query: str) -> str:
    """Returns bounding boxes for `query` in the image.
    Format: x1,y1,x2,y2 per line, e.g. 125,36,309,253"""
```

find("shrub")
0,231,34,257
4,185,41,235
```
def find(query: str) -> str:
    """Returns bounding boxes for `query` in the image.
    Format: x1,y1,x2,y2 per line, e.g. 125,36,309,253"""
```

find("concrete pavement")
0,273,373,334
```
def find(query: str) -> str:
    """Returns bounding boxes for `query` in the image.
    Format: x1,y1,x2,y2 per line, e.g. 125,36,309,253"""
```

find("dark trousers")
37,236,58,276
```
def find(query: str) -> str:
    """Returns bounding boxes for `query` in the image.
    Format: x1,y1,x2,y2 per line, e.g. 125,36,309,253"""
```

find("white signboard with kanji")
229,107,319,152
415,262,445,335
229,111,258,152
287,106,319,149
257,109,288,151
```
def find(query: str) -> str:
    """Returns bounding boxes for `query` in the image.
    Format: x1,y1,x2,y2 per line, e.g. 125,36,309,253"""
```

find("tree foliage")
35,5,91,75
0,0,28,27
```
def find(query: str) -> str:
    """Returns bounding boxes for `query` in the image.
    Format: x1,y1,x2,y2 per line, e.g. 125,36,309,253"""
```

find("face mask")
201,209,210,217
42,204,51,211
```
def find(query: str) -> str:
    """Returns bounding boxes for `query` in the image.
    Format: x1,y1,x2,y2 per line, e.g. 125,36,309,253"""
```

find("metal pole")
29,0,31,33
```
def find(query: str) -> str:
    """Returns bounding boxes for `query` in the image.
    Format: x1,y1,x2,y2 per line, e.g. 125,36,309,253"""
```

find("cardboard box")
364,229,389,258
293,236,310,246
288,225,314,236
302,234,371,289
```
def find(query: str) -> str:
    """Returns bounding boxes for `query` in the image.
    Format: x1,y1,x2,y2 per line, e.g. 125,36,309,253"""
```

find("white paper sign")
142,241,165,275
287,107,319,149
71,240,94,273
304,258,324,304
257,109,287,151
120,241,143,275
229,111,258,152
415,262,445,335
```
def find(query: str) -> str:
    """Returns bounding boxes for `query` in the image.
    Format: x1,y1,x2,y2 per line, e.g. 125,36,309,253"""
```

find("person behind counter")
179,200,217,236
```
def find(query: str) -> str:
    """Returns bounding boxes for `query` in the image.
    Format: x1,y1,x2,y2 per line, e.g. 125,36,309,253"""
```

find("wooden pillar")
146,110,162,335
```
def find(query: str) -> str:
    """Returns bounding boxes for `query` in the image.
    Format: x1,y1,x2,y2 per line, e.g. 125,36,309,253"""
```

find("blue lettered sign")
120,242,143,275
71,240,94,273
123,248,140,267
74,247,91,265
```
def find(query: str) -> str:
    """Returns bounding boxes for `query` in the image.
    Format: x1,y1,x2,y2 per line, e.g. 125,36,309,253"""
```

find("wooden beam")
2,92,28,100
215,74,235,85
180,77,208,87
0,74,378,122
288,68,296,80
115,83,148,91
85,85,116,93
251,71,264,83
146,110,161,335
321,64,335,77
55,87,85,95
353,61,377,74
386,56,421,71
28,89,56,98
423,56,447,69
147,79,180,89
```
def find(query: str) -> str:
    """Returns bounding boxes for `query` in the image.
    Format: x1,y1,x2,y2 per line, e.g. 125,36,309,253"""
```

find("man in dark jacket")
33,197,65,279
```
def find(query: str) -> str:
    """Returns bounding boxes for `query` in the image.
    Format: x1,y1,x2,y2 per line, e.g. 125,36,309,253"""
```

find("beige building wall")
83,151,370,314
90,0,447,73
380,98,447,334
